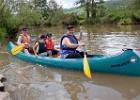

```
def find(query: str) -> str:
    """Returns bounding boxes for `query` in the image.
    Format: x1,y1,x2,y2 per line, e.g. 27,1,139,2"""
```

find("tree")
75,0,90,18
75,0,104,19
86,0,90,18
33,0,63,25
91,0,95,18
0,0,12,28
5,0,45,29
0,0,45,38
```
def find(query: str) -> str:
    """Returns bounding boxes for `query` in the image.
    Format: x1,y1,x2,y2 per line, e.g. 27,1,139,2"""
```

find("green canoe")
7,42,140,76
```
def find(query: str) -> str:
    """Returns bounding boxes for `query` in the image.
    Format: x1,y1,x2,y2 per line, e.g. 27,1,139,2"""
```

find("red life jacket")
46,39,54,50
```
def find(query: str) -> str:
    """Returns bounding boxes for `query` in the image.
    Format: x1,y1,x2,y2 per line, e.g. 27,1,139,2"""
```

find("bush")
0,28,7,43
85,17,99,24
119,18,133,25
0,28,6,38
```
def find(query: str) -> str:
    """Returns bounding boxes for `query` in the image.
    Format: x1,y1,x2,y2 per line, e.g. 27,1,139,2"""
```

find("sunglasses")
22,30,27,32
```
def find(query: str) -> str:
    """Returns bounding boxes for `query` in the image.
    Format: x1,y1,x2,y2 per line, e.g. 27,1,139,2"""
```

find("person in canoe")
60,25,86,58
33,35,52,57
17,28,33,54
46,33,60,57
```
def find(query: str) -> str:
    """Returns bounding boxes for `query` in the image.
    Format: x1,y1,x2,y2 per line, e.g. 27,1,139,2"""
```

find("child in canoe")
33,35,52,57
46,33,60,57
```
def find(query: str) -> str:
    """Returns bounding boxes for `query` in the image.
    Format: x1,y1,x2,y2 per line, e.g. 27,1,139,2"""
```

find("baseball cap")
67,25,74,30
22,28,27,31
46,33,52,37
40,35,46,39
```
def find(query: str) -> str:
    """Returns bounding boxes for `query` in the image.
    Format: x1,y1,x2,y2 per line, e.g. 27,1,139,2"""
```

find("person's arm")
62,37,85,48
33,43,38,56
17,36,24,45
77,32,83,41
78,25,84,41
17,36,29,46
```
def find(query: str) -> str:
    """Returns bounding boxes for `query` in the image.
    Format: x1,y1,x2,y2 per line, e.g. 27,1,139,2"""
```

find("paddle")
11,45,24,55
83,49,91,78
80,31,91,78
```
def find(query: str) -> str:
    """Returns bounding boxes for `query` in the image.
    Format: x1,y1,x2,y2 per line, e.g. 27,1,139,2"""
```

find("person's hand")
24,42,29,46
20,43,25,46
79,42,85,46
24,42,27,45
35,54,38,57
25,42,28,45
80,29,83,33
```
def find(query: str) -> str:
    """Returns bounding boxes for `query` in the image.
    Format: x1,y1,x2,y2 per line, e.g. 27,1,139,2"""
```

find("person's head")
67,25,74,35
39,35,46,43
22,28,28,35
46,33,53,40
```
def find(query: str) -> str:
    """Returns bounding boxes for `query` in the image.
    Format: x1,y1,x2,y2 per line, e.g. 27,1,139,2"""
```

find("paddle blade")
83,54,91,78
11,45,24,55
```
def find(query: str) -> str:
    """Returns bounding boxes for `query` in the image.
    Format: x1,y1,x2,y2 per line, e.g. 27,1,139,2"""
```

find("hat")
46,33,52,37
22,28,27,31
40,35,46,39
67,25,74,30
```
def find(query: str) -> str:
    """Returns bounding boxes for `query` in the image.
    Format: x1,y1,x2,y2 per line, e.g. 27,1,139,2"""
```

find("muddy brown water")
0,25,140,100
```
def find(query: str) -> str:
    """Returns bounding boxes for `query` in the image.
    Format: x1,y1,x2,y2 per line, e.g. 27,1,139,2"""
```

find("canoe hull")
7,42,140,76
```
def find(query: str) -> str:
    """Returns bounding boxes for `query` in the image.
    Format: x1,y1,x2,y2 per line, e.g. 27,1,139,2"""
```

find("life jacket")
46,39,54,50
37,41,46,54
60,33,78,56
20,34,30,48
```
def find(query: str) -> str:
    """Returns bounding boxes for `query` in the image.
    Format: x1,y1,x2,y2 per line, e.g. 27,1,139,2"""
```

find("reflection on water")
0,25,140,100
2,58,140,100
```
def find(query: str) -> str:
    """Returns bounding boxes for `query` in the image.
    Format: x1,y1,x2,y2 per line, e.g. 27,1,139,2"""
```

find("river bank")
0,75,10,100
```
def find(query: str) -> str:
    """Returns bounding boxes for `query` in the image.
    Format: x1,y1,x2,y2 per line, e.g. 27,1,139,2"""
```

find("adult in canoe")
17,28,33,54
60,25,86,58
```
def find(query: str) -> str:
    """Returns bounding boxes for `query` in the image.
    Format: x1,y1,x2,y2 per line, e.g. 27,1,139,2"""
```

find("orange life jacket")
46,39,54,50
20,34,30,48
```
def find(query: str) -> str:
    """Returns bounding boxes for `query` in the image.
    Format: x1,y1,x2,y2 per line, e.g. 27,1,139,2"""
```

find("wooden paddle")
11,45,24,55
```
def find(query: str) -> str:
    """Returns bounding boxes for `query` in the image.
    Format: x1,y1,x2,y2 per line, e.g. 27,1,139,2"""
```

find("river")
0,24,140,100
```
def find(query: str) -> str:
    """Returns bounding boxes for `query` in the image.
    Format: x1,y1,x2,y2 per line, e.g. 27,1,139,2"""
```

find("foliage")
104,0,140,24
11,0,45,27
119,18,133,25
0,28,7,43
70,0,140,24
0,28,6,38
45,0,63,25
104,0,132,10
74,0,105,24
85,17,99,24
0,0,45,38
64,7,85,15
0,1,12,28
1,0,140,40
61,13,79,25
